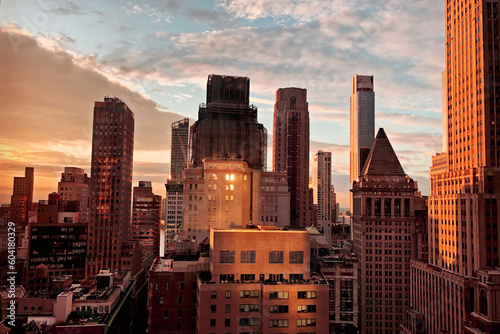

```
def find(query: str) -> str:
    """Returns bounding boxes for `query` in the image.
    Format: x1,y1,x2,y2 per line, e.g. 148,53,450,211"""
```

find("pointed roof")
360,128,406,177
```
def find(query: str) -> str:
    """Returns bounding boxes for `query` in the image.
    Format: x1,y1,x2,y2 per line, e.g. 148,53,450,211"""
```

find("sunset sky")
0,0,445,208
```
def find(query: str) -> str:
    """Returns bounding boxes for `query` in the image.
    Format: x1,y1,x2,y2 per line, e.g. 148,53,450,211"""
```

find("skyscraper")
10,167,34,226
170,118,189,181
403,1,500,332
132,181,161,258
273,87,311,226
312,150,332,244
189,75,267,171
352,128,426,333
58,167,90,223
86,97,134,278
350,75,375,187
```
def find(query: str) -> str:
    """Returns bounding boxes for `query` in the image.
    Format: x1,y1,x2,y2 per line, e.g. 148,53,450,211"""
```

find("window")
297,318,316,327
225,290,231,298
239,318,259,326
239,304,259,312
220,251,235,263
178,295,183,304
225,305,231,313
297,305,316,313
241,274,255,281
269,291,289,299
159,296,164,304
298,291,316,299
225,318,230,327
269,305,289,313
211,291,217,299
211,305,216,313
240,290,259,298
165,282,169,290
177,309,182,317
269,251,284,263
180,282,185,290
163,309,168,318
289,251,304,263
241,251,256,263
210,319,216,327
269,319,288,328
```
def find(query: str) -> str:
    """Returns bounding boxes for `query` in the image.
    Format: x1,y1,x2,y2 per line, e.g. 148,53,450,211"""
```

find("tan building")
182,159,290,242
57,167,90,223
352,128,426,333
402,1,500,333
312,150,332,244
273,87,311,226
197,227,329,334
132,181,162,257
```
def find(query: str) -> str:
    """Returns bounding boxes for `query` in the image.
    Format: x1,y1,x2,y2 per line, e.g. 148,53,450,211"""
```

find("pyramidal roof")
360,128,406,177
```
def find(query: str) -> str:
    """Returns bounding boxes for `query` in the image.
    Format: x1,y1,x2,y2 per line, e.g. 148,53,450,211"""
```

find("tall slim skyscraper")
10,167,34,226
170,118,189,181
403,1,500,333
132,181,161,257
312,150,332,243
189,75,267,171
273,87,311,226
350,75,375,187
58,167,90,223
352,128,426,333
86,97,134,278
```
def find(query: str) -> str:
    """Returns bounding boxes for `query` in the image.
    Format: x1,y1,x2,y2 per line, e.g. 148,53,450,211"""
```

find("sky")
0,0,445,208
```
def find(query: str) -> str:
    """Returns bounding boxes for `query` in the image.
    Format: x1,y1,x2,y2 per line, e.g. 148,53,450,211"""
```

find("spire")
360,128,405,177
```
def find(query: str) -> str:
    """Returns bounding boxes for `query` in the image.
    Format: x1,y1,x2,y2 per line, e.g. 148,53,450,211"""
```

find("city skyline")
0,0,445,208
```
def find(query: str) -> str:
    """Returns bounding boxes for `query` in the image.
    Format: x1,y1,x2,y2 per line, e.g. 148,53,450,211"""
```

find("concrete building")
10,167,34,226
165,181,184,239
182,159,290,242
189,75,267,171
401,1,500,333
273,87,311,226
312,150,332,244
318,251,359,333
350,75,375,191
197,227,329,334
132,181,162,257
352,128,426,333
57,167,90,223
170,118,189,181
86,97,135,278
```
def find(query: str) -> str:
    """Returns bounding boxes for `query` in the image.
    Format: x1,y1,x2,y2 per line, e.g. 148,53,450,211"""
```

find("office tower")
132,181,162,258
313,151,332,243
197,227,329,333
57,167,90,223
189,75,267,171
10,167,34,226
442,70,448,152
352,128,426,333
350,75,375,187
273,87,311,226
170,118,189,181
401,1,500,333
86,97,134,278
330,185,337,223
165,182,184,239
251,171,290,227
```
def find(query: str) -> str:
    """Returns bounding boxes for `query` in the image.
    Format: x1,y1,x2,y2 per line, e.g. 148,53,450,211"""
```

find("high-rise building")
170,118,189,181
330,185,337,223
402,1,500,332
189,75,267,171
57,167,90,223
349,75,375,187
132,181,162,258
273,87,311,226
165,182,184,239
351,128,426,333
10,167,34,226
86,97,135,278
312,150,332,244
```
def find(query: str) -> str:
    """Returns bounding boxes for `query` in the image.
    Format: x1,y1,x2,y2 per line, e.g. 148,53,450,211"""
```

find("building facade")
313,150,332,244
86,97,135,278
58,167,90,223
10,167,34,226
165,181,184,240
170,118,189,181
352,128,426,333
132,181,162,257
402,1,500,333
273,87,311,226
197,227,329,334
349,75,374,188
189,75,267,171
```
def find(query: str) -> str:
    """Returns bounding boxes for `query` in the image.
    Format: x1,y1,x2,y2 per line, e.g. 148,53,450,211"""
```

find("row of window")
219,250,304,264
210,290,316,299
209,318,316,328
210,304,316,314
